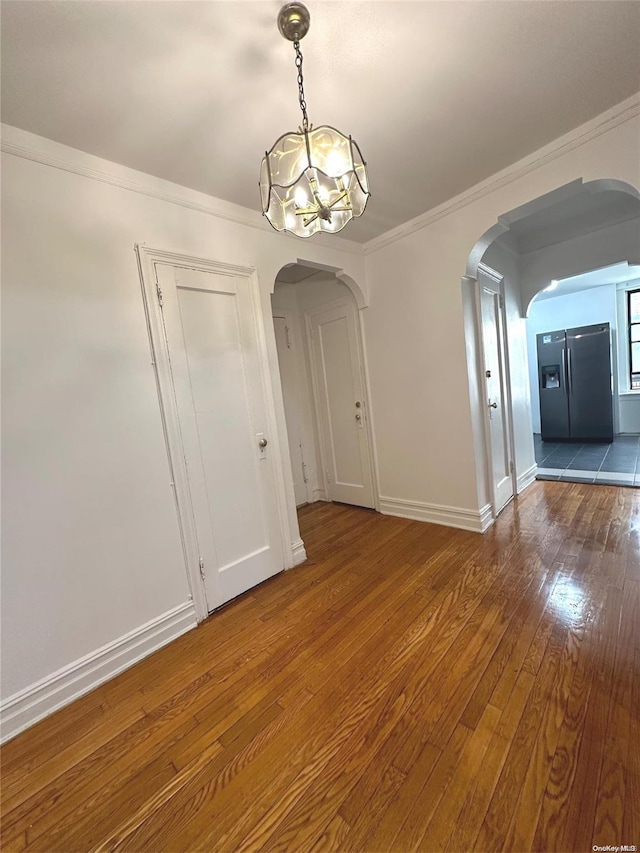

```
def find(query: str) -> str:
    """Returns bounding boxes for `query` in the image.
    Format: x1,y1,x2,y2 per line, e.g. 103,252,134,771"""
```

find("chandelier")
259,2,370,238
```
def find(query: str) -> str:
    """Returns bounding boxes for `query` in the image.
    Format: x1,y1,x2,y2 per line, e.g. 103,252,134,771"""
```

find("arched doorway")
270,262,378,519
465,179,640,517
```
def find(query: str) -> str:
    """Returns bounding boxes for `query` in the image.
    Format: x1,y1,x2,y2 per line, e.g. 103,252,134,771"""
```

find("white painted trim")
246,269,297,576
135,246,212,621
291,538,308,567
473,273,499,517
477,262,503,285
363,93,640,255
0,124,362,256
0,602,197,744
356,305,382,513
517,463,538,494
479,503,495,532
379,496,493,533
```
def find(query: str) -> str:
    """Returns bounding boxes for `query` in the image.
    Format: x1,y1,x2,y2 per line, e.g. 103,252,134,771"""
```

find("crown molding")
477,262,503,284
363,93,640,256
0,124,364,256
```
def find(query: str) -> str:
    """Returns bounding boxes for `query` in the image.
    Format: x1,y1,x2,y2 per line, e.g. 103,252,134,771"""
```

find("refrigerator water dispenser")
541,365,560,389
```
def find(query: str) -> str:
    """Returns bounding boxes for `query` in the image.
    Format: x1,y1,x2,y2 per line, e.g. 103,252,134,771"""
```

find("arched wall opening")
464,178,640,518
269,261,378,558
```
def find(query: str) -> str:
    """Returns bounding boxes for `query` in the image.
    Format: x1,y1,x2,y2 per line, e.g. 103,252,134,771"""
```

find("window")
629,289,640,390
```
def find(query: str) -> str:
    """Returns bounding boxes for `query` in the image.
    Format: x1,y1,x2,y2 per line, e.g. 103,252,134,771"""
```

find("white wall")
1,125,366,734
526,285,618,433
363,101,640,522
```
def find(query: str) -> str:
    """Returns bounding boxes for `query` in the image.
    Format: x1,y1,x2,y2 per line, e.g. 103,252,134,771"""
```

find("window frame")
628,287,640,390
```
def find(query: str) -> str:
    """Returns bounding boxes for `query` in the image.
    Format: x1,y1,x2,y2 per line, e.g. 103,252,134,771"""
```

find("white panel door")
273,315,308,507
308,301,374,508
156,263,284,611
480,283,514,514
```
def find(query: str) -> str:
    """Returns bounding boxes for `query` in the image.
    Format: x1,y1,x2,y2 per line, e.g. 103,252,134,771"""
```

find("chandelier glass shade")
260,125,370,237
259,3,370,238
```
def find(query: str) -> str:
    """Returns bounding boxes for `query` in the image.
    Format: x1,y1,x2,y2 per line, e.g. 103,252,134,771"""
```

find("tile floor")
534,433,640,487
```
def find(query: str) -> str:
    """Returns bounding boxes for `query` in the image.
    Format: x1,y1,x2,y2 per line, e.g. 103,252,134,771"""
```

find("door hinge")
156,282,164,307
326,467,331,483
285,325,292,349
301,459,308,484
499,294,504,309
510,460,514,474
198,557,205,581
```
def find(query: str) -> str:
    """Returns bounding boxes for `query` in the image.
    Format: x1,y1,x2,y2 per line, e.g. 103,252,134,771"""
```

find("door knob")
258,438,268,447
489,401,497,409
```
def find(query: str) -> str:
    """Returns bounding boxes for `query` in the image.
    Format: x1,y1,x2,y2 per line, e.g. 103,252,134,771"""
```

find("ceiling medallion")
259,2,371,238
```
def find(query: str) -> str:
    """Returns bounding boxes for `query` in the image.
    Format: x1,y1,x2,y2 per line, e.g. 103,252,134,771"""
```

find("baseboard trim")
517,464,538,494
479,503,495,532
0,601,197,744
379,496,490,533
291,538,308,567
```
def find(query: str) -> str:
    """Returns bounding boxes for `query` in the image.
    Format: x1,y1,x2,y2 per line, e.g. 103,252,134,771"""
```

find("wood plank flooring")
1,481,639,852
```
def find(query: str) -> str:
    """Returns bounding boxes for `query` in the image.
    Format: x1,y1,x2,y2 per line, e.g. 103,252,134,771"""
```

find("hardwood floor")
1,481,638,852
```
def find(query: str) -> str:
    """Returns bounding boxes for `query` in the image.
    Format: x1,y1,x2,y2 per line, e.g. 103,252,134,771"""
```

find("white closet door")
480,282,514,514
157,263,284,611
308,301,375,508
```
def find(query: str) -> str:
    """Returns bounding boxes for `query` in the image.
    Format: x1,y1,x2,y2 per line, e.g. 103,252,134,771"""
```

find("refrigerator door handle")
562,348,567,395
567,347,572,395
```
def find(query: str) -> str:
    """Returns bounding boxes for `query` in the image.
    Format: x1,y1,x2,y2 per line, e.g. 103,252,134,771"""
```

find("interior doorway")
465,178,640,515
527,262,640,487
271,264,376,512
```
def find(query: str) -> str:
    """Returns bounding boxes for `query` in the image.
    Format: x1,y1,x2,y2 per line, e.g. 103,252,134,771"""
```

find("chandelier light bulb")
294,186,309,207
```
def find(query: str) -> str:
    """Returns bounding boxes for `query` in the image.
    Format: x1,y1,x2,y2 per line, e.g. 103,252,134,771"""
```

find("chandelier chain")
293,41,309,131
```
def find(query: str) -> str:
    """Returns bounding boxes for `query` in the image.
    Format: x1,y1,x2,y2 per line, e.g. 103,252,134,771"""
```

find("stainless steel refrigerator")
536,322,613,442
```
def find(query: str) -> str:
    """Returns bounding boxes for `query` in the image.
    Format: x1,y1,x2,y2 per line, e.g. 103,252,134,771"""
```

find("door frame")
272,308,314,506
135,245,291,622
304,297,378,509
475,262,517,517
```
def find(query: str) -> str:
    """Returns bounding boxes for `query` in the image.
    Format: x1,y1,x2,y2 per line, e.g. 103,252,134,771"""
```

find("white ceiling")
274,263,321,284
534,261,640,302
506,190,640,255
2,1,640,244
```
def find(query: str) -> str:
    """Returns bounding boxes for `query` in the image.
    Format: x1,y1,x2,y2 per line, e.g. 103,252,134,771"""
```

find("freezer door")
537,330,570,440
566,323,613,441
